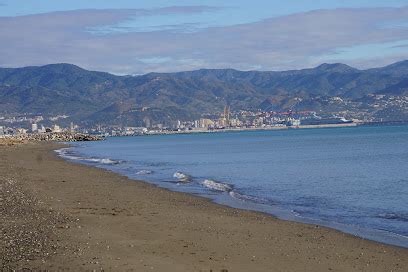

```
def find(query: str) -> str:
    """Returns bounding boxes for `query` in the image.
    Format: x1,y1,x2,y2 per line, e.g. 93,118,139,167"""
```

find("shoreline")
5,121,408,140
1,142,407,271
58,142,408,249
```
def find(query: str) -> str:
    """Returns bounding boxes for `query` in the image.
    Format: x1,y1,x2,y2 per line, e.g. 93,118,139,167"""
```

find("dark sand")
1,142,407,271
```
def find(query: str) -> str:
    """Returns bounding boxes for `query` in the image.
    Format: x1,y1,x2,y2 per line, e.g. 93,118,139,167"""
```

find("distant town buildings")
0,103,364,138
199,118,214,128
286,118,301,127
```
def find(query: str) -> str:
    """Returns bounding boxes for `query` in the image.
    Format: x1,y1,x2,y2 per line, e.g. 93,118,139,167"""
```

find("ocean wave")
173,172,192,183
202,179,233,192
229,191,269,204
291,210,302,217
55,148,121,165
90,158,120,165
136,170,153,175
377,213,408,222
55,148,82,160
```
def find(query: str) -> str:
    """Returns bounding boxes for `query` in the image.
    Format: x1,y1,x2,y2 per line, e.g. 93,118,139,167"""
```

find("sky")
1,0,408,74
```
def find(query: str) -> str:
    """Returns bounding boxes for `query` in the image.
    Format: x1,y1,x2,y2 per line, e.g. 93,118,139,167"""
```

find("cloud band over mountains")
1,6,408,74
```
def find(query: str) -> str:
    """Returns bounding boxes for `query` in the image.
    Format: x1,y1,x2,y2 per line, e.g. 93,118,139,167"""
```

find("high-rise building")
70,122,75,133
222,105,231,127
0,126,4,136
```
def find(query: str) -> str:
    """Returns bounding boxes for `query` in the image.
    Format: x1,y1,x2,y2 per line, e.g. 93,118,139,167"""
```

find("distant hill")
1,60,408,126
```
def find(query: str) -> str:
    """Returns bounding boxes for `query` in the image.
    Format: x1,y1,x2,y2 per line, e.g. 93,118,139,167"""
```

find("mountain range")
1,60,408,126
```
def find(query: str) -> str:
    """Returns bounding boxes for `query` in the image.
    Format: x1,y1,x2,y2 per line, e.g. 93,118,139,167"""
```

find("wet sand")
1,142,407,271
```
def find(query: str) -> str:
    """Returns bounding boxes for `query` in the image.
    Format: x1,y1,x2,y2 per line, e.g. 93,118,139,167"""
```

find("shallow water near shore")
57,125,408,248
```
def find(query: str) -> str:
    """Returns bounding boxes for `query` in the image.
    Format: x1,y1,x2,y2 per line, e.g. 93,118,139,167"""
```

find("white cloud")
1,6,408,74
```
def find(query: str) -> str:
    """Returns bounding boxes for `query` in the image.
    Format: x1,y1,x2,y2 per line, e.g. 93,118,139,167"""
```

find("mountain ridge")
1,60,407,125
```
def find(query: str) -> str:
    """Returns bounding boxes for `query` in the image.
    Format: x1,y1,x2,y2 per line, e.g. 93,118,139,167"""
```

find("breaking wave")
136,170,153,175
202,179,233,192
173,172,192,183
55,148,81,160
85,158,120,165
55,148,121,165
229,191,269,204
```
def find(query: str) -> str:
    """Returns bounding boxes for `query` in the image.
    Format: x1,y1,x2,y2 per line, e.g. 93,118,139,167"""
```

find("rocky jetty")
0,133,103,145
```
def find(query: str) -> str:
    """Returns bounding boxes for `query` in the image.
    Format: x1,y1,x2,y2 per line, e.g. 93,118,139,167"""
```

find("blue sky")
1,1,408,74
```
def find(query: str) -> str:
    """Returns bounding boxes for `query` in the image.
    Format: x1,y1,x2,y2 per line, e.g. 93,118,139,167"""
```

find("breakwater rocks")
1,133,103,144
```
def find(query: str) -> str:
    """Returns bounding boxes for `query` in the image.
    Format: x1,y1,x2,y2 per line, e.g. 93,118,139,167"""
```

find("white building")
52,124,62,133
70,122,75,133
38,125,46,133
31,123,38,132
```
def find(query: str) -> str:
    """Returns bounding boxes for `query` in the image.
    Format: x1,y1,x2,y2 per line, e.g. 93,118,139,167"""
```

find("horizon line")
1,59,407,77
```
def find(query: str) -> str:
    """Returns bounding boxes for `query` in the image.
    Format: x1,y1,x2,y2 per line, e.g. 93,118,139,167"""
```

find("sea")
56,125,408,248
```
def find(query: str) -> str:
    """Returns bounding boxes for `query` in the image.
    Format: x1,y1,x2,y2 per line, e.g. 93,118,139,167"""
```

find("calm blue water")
57,125,408,248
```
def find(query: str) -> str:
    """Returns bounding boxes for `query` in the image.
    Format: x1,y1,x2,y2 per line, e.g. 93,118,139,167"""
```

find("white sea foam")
55,148,82,160
202,179,233,192
55,148,120,165
229,191,261,202
98,158,120,165
75,157,120,165
173,172,192,183
291,210,302,217
136,170,153,175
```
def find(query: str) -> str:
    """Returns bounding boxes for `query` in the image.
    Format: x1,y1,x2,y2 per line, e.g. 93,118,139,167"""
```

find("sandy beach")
1,142,407,271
